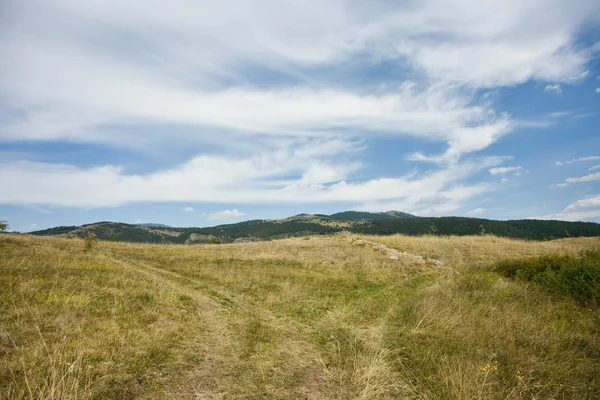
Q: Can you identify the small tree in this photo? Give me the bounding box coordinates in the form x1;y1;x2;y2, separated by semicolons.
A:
564;230;571;238
84;232;97;251
0;221;7;232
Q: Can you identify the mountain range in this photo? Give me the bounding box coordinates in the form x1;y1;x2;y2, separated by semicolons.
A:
28;211;600;244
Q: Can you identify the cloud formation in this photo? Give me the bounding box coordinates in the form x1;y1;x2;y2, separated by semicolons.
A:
553;172;600;187
545;84;562;93
0;144;506;216
555;156;600;166
488;166;522;175
182;207;194;212
2;0;597;156
0;0;599;221
207;209;246;220
466;208;486;216
534;194;600;221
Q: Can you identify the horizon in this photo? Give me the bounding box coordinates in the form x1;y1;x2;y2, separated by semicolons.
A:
19;209;600;234
1;0;600;232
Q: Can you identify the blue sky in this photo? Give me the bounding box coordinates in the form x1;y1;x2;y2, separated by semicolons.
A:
1;0;600;232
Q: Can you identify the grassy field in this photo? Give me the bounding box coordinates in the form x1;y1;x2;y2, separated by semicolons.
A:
1;234;599;399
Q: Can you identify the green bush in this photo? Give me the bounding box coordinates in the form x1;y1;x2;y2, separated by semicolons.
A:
494;249;600;307
84;232;97;251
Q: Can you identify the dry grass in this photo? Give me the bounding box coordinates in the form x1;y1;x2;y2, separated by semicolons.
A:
1;233;599;399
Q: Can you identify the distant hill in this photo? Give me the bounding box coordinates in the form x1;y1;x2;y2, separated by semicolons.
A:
329;210;415;221
29;211;600;243
136;223;172;228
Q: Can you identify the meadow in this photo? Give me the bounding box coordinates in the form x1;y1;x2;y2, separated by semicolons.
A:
1;233;599;399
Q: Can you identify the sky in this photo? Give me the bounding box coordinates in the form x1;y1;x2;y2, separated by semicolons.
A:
1;0;600;232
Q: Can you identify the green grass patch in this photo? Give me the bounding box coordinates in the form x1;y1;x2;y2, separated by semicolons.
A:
494;249;600;307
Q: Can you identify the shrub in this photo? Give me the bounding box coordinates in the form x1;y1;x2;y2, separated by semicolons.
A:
84;232;97;251
0;221;7;232
209;238;221;244
494;249;600;307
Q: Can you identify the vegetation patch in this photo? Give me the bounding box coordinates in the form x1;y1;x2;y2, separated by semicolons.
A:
494;249;600;307
2;234;600;399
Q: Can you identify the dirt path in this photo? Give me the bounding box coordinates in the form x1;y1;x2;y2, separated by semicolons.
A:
100;252;330;399
98;236;421;399
101;253;236;399
348;238;444;265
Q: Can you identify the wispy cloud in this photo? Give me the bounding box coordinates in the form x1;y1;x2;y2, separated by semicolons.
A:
555;156;600;166
207;209;246;220
182;207;194;212
533;194;600;221
1;0;596;157
0;150;507;218
489;166;522;175
466;208;486;216
589;165;600;171
546;110;573;118
1;0;599;221
565;172;600;184
553;172;600;187
544;84;562;93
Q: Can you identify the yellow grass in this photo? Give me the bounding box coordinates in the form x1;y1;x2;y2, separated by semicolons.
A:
1;233;599;399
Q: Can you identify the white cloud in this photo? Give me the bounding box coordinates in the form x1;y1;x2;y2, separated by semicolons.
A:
1;0;598;217
589;165;600;171
466;208;486;216
565;172;600;184
555;156;600;166
547;111;573;118
596;88;600;93
1;0;597;162
182;207;194;212
544;84;562;93
207;209;246;220
488;166;522;175
553;172;600;187
0;143;506;217
533;194;600;221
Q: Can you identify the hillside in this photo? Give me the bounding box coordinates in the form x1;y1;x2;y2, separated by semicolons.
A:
329;210;416;221
29;211;600;244
2;233;599;399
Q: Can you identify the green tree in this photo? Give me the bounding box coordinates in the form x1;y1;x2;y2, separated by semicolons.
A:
564;230;571;238
0;221;7;232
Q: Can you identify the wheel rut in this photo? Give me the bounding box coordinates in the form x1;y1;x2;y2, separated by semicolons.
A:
99;252;328;399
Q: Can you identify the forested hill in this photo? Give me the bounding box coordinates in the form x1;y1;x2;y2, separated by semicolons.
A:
29;211;600;244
